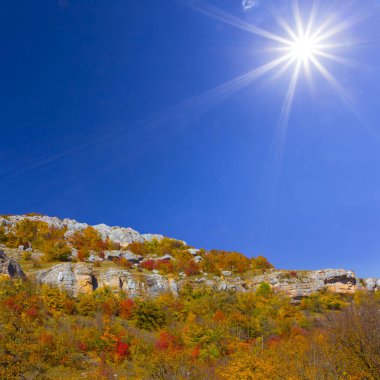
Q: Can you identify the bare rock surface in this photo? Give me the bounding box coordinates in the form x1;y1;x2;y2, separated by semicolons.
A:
34;263;94;295
35;263;179;297
0;250;26;279
0;214;168;247
32;261;379;300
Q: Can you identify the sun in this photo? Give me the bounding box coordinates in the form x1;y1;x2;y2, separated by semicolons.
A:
289;36;318;63
186;0;360;128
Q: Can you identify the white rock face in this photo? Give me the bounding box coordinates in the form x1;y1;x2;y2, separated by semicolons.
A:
35;263;94;295
0;214;151;245
35;264;179;297
188;248;200;256
33;263;378;301
246;269;362;299
93;224;144;245
364;278;380;291
142;234;165;242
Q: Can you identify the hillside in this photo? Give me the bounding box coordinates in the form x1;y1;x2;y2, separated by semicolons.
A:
0;214;380;379
1;214;379;299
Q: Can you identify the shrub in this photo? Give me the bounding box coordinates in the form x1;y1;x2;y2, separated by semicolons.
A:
69;226;106;253
203;250;251;274
22;250;32;261
119;298;135;319
252;255;273;270
116;257;132;269
140;260;157;271
41;241;71;262
184;260;200;276
134;301;166;331
255;282;272;297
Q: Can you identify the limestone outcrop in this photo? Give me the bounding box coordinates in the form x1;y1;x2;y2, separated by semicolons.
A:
34;263;179;297
1;214;379;300
34;263;94;295
32;262;378;300
0;250;26;279
0;214;165;247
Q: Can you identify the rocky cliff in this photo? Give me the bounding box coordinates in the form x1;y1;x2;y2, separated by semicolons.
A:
1;213;379;301
0;214;165;247
31;261;379;300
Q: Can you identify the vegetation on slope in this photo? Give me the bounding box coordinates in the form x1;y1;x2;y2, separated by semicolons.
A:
0;218;273;276
0;275;379;379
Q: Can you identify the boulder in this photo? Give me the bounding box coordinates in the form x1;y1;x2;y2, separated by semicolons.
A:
188;248;200;256
35;263;95;295
87;254;103;263
160;254;173;261
364;278;380;291
0;251;26;279
122;251;143;263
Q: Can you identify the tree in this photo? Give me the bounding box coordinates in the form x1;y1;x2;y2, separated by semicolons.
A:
69;226;105;253
134;301;166;331
41;240;71;262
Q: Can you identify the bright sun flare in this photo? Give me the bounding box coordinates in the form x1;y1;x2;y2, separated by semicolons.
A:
289;36;318;62
187;0;360;137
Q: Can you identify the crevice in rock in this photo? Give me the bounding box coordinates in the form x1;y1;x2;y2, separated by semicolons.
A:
324;276;356;285
91;275;98;290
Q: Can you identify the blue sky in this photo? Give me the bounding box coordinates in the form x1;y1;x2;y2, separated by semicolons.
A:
1;0;380;277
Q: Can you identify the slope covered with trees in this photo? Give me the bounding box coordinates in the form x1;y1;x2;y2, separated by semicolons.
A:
0;215;379;379
0;276;379;379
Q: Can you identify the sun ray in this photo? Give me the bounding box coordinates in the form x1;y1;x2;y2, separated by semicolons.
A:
185;0;293;46
0;53;293;180
313;50;366;70
292;0;304;37
312;15;364;43
3;0;368;181
268;5;298;41
305;0;320;37
277;60;302;137
309;55;353;106
270;60;302;178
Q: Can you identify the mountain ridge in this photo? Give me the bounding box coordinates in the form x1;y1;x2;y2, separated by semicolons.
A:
1;213;379;300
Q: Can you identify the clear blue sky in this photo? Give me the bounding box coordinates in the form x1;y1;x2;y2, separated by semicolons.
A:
1;0;380;277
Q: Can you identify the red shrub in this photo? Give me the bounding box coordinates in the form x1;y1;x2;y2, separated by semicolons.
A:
213;310;225;323
115;340;129;357
155;331;177;351
191;345;201;359
119;298;135;319
184;260;200;276
4;297;23;313
26;307;38;318
267;335;282;347
78;342;87;351
140;259;157;271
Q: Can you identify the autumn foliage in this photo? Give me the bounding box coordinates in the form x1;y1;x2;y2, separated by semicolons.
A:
0;274;378;379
